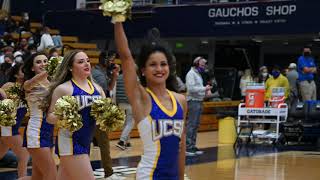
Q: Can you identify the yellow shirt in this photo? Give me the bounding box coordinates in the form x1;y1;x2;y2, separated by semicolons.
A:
265;74;290;100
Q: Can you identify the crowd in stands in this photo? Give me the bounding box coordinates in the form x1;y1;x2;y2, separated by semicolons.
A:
0;12;62;87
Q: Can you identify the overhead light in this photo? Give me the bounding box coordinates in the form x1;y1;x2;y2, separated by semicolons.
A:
283;42;289;45
201;40;209;44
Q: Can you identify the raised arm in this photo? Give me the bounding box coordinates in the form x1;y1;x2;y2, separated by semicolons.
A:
114;22;147;120
23;71;48;91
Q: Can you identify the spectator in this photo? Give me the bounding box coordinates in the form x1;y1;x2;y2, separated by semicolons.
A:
48;47;60;59
239;68;253;99
4;54;14;64
18;38;29;53
37;27;54;52
286;63;299;106
172;55;186;92
297;46;317;101
265;65;290;101
115;72;134;150
257;65;270;83
185;56;212;156
91;51;123;179
0;46;14;64
13;51;23;64
18;12;30;32
52;33;63;48
3;16;16;33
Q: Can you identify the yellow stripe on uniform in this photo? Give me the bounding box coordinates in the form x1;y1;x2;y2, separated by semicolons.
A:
148;116;161;180
146;88;177;117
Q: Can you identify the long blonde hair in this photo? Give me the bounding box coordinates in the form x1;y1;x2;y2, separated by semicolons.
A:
42;50;93;111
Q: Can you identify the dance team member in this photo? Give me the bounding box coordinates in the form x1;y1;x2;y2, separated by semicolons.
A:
114;22;187;180
22;52;56;180
0;63;30;178
46;50;104;180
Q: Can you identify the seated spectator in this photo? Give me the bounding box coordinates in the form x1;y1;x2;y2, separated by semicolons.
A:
0;46;14;64
37;26;54;52
3;54;14;65
13;51;23;64
52;33;63;48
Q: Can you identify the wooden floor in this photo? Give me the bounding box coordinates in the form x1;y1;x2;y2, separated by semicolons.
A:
1;131;320;180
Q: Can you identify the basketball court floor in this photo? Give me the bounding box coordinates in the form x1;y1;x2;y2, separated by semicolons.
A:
1;131;320;180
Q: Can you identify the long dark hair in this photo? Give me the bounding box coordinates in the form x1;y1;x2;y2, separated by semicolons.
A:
22;52;47;80
138;28;177;92
7;62;23;82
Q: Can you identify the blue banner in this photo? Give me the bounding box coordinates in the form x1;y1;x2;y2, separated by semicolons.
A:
44;0;320;39
153;0;317;37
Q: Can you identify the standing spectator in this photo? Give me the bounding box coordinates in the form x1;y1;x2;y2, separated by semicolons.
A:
37;27;54;52
91;52;124;180
185;56;212;156
172;55;186;92
239;69;253;99
257;65;270;83
286;63;299;106
297;46;317;101
18;12;30;32
116;73;134;150
265;65;290;101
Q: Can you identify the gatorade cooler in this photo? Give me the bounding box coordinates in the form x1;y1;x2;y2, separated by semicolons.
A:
269;87;285;108
245;83;265;108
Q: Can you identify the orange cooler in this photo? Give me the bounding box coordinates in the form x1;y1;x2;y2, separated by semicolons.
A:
245;83;265;108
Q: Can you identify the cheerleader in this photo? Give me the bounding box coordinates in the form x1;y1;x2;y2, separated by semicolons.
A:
0;63;30;178
114;22;187;180
22;53;56;180
46;50;105;180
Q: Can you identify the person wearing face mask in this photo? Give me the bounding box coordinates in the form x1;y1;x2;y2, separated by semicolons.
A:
258;66;270;83
185;57;212;156
297;46;317;101
264;65;290;101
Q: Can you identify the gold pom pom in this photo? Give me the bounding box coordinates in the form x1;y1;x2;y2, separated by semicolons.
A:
100;0;132;23
54;96;83;133
91;98;125;132
0;99;17;126
46;57;63;77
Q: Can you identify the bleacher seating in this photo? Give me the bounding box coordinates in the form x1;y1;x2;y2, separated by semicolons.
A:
61;36;79;43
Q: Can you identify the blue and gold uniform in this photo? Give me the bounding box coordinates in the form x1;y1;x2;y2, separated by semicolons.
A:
1;101;27;136
23;84;54;148
56;79;101;156
136;88;184;180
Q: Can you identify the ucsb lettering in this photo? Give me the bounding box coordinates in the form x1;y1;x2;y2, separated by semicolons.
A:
75;95;101;110
152;119;184;141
